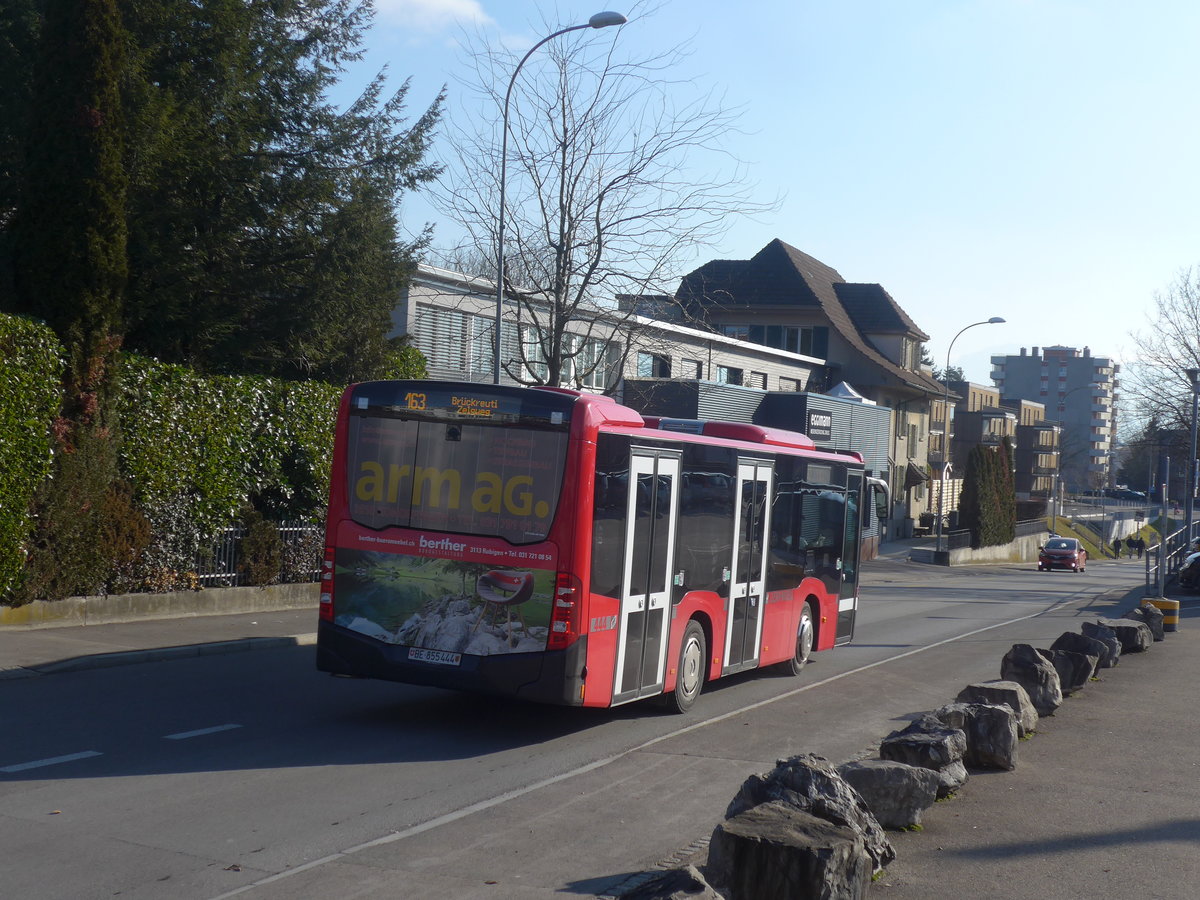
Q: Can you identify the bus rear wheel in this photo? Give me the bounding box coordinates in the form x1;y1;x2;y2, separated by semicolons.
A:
784;601;814;676
668;621;706;713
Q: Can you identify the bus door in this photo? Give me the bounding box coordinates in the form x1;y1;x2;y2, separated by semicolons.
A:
836;473;863;645
613;450;681;703
724;460;773;674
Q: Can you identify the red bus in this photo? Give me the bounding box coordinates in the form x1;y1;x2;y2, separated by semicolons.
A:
317;380;882;711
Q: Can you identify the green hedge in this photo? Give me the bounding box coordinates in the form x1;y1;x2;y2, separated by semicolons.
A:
117;356;341;538
1;311;347;602
0;316;67;598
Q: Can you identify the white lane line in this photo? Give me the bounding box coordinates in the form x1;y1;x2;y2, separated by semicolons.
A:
164;724;242;741
1;751;103;773
210;598;1075;900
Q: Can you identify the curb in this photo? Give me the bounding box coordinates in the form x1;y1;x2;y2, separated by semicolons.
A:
0;632;317;681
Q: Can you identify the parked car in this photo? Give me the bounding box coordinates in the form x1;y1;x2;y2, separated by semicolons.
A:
1038;537;1087;573
1179;551;1200;590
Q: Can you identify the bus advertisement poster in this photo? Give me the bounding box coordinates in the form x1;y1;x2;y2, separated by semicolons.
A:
332;547;555;656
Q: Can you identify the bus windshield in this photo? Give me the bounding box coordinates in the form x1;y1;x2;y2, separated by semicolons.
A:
346;414;569;543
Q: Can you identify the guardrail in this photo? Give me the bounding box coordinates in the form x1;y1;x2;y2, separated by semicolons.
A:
1145;518;1199;597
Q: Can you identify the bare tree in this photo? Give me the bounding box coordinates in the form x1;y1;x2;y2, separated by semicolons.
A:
432;4;772;389
1125;266;1200;434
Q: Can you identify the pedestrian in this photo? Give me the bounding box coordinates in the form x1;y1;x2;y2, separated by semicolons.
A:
1127;538;1135;559
1112;537;1122;559
1135;536;1145;559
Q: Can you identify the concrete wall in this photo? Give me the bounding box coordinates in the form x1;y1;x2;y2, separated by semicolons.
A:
0;583;318;629
909;532;1046;566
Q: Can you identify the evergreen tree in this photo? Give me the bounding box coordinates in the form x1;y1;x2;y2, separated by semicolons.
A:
998;437;1017;542
119;0;442;381
10;0;127;373
958;445;984;548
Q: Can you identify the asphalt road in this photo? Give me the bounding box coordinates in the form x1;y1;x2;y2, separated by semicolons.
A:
0;559;1146;899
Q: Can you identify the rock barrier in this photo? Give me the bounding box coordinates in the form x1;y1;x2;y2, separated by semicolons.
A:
628;596;1173;899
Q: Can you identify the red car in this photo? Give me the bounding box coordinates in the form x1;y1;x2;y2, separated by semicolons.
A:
1039;537;1087;573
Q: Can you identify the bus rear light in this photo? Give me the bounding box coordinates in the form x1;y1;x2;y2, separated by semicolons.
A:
548;572;583;650
319;546;336;622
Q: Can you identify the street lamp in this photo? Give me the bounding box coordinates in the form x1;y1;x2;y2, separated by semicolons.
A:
935;316;1006;554
1185;368;1200;544
492;11;628;385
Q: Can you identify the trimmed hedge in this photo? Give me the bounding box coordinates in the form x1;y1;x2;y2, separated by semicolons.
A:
0;315;67;598
117;355;341;538
1;311;347;603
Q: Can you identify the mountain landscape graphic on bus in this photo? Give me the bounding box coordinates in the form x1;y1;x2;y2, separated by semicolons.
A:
333;548;553;655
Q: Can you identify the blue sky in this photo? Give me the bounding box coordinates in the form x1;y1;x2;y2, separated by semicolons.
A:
342;0;1200;384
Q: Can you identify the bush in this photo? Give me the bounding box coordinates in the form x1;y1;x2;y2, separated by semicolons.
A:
238;506;283;586
1;311;352;601
0;315;66;599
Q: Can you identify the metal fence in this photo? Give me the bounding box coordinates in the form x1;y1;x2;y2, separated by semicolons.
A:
195;520;323;588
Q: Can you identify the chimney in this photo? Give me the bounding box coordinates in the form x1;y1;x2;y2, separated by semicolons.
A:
1083;346;1091;358
1032;346;1039;357
1020;347;1027;356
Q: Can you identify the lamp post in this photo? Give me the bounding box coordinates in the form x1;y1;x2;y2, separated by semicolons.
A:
935;316;1005;554
1185;368;1200;544
492;11;627;385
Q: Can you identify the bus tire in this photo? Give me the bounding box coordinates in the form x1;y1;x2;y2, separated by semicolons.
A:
668;621;706;713
784;601;815;676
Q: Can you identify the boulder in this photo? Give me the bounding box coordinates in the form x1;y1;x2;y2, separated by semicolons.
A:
1126;604;1165;642
836;759;941;829
1098;616;1152;653
879;714;969;797
956;681;1039;737
723;753;895;870
1036;647;1098;695
1081;621;1122;668
709;802;872;900
619;865;724;900
1000;643;1063;715
1050;631;1109;674
933;702;1019;770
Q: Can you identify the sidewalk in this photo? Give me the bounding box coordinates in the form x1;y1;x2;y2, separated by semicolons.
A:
874;584;1200;900
0;607;317;680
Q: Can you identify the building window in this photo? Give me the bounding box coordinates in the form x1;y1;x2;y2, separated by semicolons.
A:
717;366;743;386
718;323;829;358
520;324;548;382
415;303;495;380
636;352;671;378
682;358;703;379
750;371;768;389
564;334;611;390
779;376;804;392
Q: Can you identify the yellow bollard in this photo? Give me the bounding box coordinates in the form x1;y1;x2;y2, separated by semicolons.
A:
1147;598;1180;633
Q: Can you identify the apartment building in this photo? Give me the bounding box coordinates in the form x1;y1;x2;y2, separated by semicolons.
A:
990;346;1119;493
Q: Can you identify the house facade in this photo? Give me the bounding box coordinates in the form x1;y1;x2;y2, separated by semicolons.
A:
395;264;827;394
393;240;952;542
673;239;946;532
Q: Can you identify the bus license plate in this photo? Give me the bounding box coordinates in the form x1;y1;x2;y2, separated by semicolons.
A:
408;647;462;666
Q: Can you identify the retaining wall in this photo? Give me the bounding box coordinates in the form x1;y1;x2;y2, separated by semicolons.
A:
0;583;319;629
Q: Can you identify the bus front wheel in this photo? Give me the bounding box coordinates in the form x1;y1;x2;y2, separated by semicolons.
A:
668;621;706;713
784;601;814;676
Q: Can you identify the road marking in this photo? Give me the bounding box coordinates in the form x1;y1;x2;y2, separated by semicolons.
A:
164;724;242;741
1;751;102;773
209;597;1078;899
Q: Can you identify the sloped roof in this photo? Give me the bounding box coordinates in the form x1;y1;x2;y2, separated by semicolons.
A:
833;283;930;341
676;239;944;397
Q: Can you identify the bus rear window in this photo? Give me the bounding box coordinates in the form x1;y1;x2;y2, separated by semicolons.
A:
345;415;568;543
